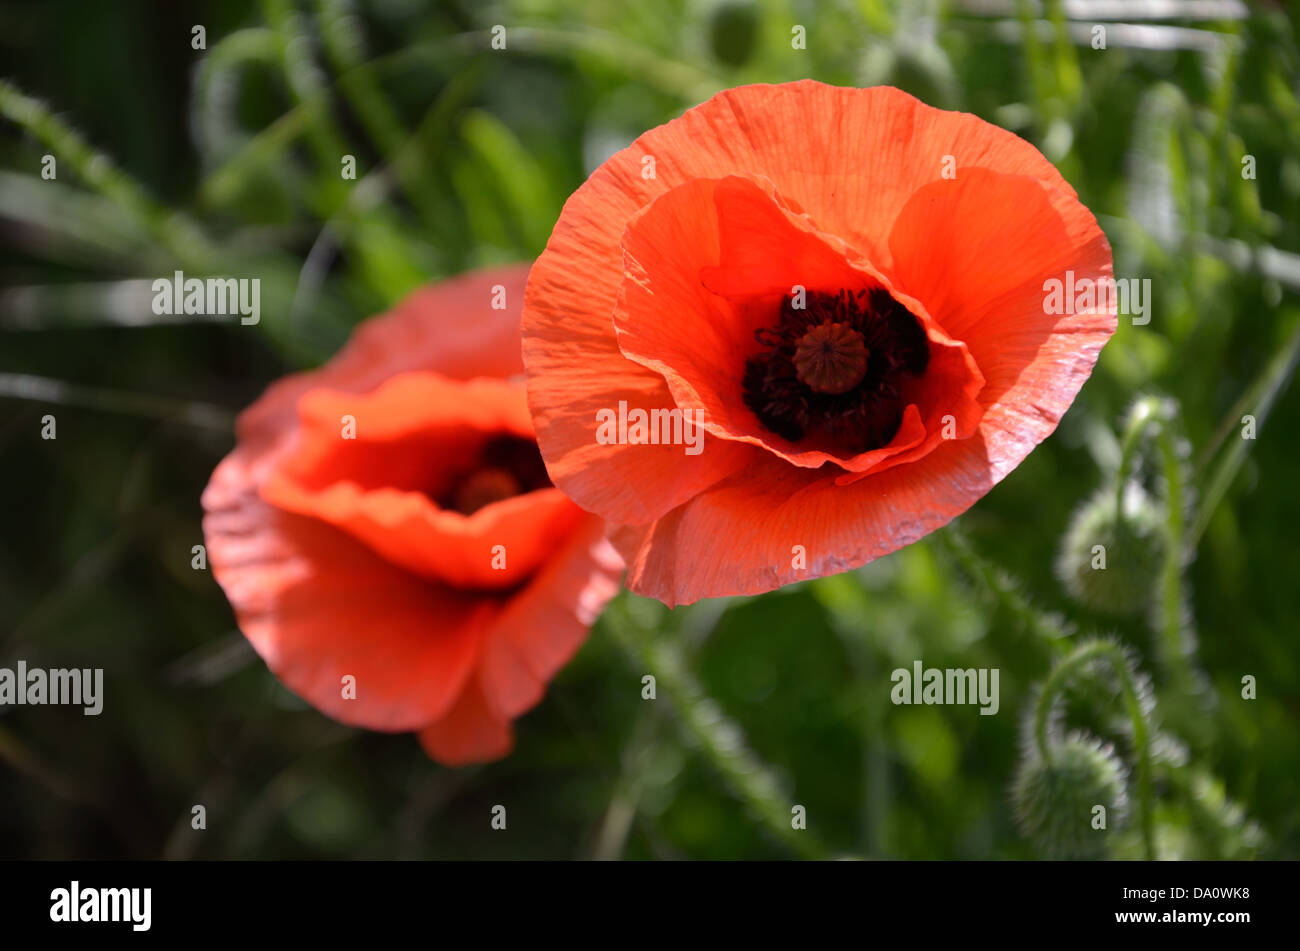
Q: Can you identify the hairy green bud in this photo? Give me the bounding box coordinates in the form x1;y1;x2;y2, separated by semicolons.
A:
1013;733;1129;859
1056;484;1163;615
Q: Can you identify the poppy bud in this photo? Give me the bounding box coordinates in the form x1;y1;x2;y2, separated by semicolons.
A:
1013;733;1129;859
1056;483;1163;616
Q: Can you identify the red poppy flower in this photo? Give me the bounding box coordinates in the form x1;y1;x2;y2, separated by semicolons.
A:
523;81;1115;606
201;266;622;765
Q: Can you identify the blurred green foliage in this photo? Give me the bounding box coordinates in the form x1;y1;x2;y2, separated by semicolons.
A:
1;0;1298;859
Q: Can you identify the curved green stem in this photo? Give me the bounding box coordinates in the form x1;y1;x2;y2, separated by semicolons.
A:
1033;641;1156;860
1113;398;1200;707
260;0;352;174
1114;396;1161;524
938;525;1072;658
314;0;446;230
192;28;279;169
1152;424;1193;697
0;80;216;264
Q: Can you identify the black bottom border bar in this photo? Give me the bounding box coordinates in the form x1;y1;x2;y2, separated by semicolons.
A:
2;859;1281;938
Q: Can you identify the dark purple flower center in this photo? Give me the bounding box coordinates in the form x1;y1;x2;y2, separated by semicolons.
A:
444;435;550;514
742;287;931;453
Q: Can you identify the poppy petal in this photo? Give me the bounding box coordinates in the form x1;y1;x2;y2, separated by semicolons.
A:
479;518;623;718
272;372;532;497
242;264;532;461
614;173;985;474
417;673;514;766
523;271;753;526
202;467;488;731
887;167;1115;465
609;435;996;607
257;371;582;589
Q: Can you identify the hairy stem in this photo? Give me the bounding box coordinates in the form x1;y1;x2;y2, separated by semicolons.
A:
605;596;831;860
1033;641;1156;860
